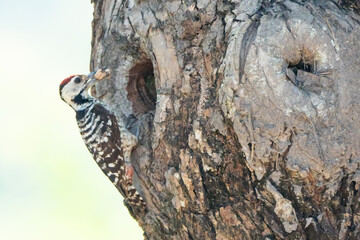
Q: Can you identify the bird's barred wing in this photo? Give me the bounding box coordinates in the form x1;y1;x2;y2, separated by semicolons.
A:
85;104;128;194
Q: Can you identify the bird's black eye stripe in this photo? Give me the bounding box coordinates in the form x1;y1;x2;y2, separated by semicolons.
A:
74;77;81;84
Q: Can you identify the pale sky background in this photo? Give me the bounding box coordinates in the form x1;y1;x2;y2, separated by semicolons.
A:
0;0;143;239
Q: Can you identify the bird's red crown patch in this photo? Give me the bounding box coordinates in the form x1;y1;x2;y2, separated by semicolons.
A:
60;75;78;87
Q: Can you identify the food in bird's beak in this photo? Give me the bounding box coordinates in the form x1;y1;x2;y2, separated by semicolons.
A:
94;68;111;80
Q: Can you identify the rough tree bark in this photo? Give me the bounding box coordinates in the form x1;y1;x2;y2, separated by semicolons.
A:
89;0;360;239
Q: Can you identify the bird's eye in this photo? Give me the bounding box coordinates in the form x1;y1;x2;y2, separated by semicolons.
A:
74;77;81;84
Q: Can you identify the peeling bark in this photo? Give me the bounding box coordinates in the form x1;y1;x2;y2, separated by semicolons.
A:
90;0;360;239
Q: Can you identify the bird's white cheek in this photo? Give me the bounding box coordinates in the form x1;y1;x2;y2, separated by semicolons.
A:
62;88;75;104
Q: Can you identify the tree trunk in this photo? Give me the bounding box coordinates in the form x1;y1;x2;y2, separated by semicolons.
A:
90;0;360;239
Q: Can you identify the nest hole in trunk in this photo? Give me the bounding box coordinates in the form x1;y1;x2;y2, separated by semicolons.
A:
127;60;157;114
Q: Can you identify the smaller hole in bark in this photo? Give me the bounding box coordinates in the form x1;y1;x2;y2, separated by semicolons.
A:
288;59;313;75
286;58;316;87
285;46;319;86
127;60;156;114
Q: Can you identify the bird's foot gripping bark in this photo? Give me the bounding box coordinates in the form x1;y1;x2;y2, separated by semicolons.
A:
122;131;138;177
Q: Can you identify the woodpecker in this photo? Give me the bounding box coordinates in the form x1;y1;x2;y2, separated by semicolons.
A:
59;70;145;208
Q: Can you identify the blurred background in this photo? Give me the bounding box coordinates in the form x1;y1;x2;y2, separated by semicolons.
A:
0;0;143;239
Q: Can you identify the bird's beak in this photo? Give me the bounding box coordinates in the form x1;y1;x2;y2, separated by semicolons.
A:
87;71;96;78
85;71;97;90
